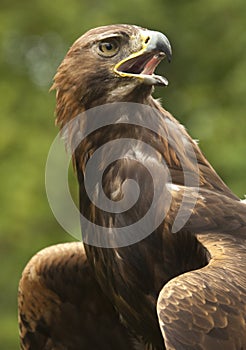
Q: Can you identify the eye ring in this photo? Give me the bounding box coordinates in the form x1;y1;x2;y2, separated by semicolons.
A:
97;39;120;57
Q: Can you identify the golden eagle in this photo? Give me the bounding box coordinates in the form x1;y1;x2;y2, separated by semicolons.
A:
18;24;246;350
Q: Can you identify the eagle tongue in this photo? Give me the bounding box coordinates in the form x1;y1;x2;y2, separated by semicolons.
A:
141;54;163;75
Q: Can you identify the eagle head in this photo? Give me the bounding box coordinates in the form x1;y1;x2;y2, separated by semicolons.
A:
52;24;172;128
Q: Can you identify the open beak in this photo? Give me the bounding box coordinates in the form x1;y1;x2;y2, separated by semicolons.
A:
114;29;172;86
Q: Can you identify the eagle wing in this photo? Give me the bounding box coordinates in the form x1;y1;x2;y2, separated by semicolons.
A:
18;242;137;350
157;187;246;349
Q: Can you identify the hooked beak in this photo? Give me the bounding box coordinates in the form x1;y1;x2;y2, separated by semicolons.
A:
114;29;172;86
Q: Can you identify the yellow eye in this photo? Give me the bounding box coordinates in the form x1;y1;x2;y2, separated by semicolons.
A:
98;39;119;57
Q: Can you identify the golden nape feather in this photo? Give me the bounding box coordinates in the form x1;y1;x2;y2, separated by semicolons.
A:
19;24;246;350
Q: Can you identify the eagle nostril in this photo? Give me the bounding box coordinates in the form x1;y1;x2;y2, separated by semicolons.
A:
144;36;150;44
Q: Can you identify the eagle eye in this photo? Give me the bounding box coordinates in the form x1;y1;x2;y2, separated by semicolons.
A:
97;39;120;57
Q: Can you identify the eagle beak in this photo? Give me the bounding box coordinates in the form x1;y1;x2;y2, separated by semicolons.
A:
114;30;172;86
144;31;172;62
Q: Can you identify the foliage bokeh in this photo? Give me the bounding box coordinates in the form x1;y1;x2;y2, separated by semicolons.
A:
1;1;245;348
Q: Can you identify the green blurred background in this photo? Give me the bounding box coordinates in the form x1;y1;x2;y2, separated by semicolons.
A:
1;0;245;348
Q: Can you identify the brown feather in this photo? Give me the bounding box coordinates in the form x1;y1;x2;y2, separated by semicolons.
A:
18;242;138;349
19;24;246;350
